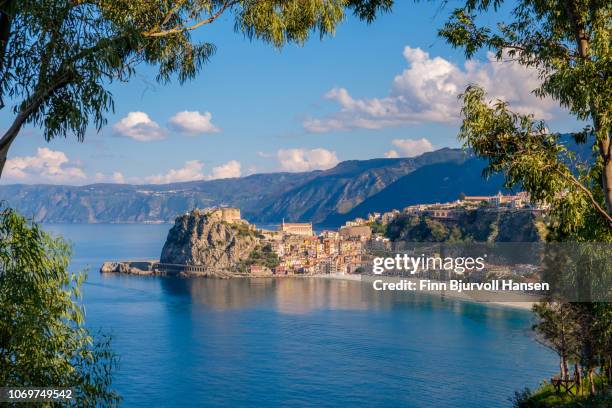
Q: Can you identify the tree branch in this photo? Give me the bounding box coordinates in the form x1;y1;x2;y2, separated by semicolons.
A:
552;167;612;226
0;0;16;109
0;71;73;151
144;0;239;38
161;0;188;28
563;0;589;59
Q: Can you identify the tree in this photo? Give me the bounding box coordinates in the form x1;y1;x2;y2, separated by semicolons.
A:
0;206;120;406
438;0;611;238
0;0;392;178
436;0;612;398
0;2;394;402
533;302;579;383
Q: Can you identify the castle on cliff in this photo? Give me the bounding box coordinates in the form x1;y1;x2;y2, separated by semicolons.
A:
190;207;243;223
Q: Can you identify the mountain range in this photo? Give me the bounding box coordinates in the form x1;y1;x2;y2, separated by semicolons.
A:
0;148;510;227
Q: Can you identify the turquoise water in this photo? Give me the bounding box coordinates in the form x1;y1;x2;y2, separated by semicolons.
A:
44;224;556;408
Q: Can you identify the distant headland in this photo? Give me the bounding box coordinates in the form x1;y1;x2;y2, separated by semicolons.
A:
2;149;514;226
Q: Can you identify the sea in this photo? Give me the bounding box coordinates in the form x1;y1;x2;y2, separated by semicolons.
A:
43;223;556;408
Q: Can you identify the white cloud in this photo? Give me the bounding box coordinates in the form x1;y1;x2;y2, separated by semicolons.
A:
3;148;87;184
145;160;205;184
384;150;399;158
277;148;339;172
390;138;434;157
95;171;126;184
304;46;556;133
113;111;166;141
208;160;241;180
169;111;220;135
142;159;241;184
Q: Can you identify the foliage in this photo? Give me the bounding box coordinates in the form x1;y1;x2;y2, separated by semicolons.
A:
385;209;541;242
0;0;393;175
231;221;256;238
346;0;393;22
511;384;612;408
458;87;611;240
238;242;280;272
0;206;120;406
437;0;612;400
368;220;387;235
533;302;579;380
438;0;612;238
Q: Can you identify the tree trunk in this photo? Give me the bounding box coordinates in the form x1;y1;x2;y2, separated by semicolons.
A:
574;363;581;394
0;112;25;179
603;157;612;216
0;0;15;109
588;368;595;395
0;142;8;178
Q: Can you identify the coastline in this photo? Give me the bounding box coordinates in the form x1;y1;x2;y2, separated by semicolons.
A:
313;273;537;311
100;262;536;311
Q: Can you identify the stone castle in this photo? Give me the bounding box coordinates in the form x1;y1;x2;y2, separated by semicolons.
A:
191;207;243;223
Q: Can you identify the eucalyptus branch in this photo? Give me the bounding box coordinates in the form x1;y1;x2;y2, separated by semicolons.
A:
551;166;612;226
160;0;188;27
0;70;73;151
144;0;239;38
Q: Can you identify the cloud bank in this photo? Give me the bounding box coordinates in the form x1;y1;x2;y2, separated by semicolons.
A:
277;148;339;172
208;160;241;180
169;111;220;135
113;111;166;141
113;110;221;141
304;46;556;133
144;159;241;184
4;148;87;184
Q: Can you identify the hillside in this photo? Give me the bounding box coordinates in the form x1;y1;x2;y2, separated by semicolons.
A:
257;148;468;224
0;172;316;223
0;148;470;224
323;158;509;226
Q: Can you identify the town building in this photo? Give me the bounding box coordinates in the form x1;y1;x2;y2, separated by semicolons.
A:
339;225;372;240
462;191;530;208
279;220;313;236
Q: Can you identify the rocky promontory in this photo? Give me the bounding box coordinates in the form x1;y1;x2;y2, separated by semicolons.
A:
159;208;264;276
100;208;279;278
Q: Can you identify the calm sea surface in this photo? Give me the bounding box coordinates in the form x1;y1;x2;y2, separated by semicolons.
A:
44;224;555;408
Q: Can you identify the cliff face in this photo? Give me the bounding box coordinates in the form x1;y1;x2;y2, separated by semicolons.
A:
160;210;260;273
386;208;545;243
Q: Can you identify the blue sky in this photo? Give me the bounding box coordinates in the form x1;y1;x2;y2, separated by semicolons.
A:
2;2;579;185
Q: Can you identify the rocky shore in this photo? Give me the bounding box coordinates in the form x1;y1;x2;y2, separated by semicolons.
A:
100;261;159;275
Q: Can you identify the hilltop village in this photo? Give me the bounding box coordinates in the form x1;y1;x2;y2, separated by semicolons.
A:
101;192;546;277
102;191;545;278
256;191;545;275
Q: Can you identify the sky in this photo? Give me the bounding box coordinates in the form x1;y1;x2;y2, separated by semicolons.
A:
2;2;580;186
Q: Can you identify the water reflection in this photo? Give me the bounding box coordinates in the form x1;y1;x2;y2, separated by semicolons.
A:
159;276;531;323
42;224;553;408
